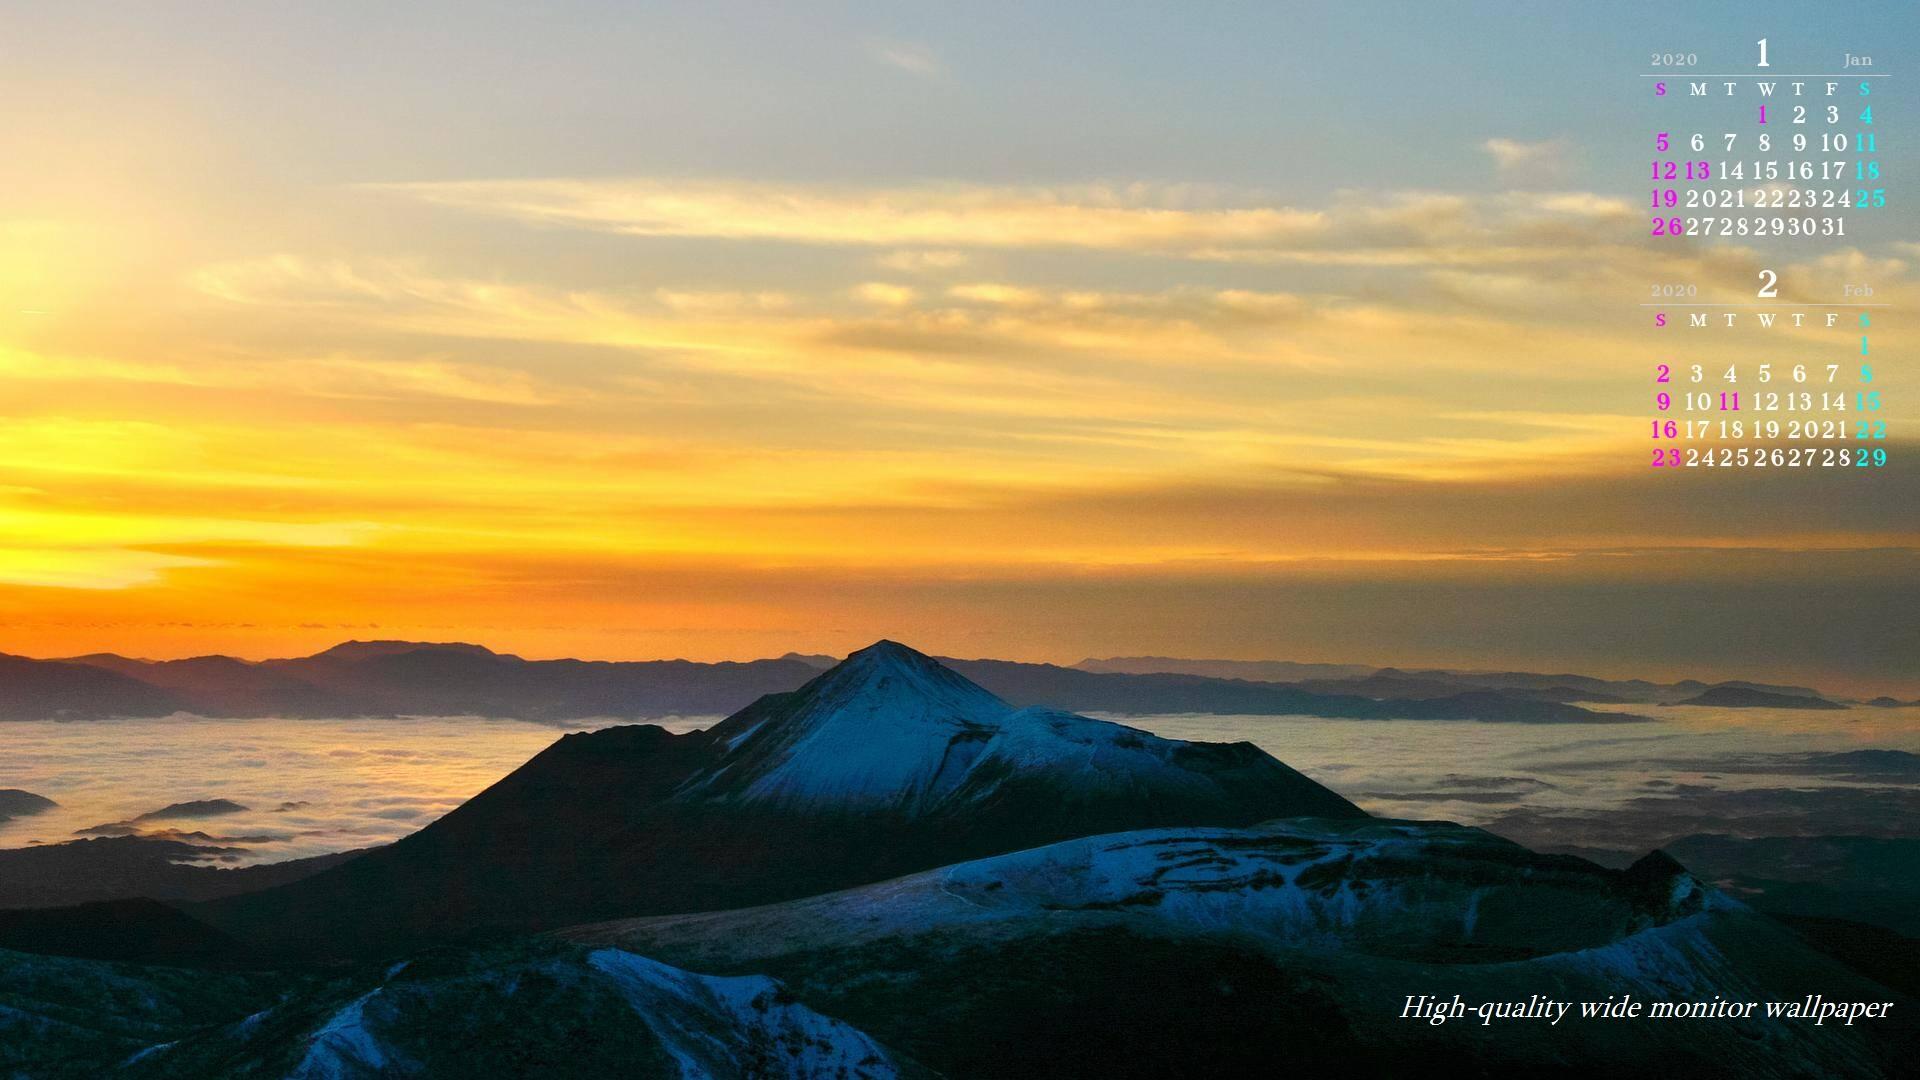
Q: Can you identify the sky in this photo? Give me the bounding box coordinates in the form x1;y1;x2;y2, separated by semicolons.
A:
1;2;1916;693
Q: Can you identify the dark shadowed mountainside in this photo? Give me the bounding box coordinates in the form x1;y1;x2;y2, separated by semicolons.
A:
0;898;249;967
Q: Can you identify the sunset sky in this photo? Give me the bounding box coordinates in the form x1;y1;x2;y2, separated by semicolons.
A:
2;2;1915;693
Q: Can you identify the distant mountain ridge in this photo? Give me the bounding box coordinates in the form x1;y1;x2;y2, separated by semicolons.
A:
0;638;1865;723
945;658;1651;723
1080;655;1842;706
1076;656;1377;681
6;641;823;722
1678;685;1848;710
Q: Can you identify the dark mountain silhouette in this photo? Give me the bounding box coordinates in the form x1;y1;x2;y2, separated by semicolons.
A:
0;653;187;719
944;658;1646;722
778;651;839;669
134;799;250;821
0;898;248;967
307;640;500;662
0;836;360;910
38;642;827;721
64;652;357;717
1078;656;1852;707
189;642;1361;962
0;639;1717;723
1075;655;1376;680
261;641;833;720
1679;686;1847;710
0;789;56;823
1294;674;1631;704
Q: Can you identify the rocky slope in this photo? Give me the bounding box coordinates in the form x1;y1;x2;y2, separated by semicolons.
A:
568;818;1915;1079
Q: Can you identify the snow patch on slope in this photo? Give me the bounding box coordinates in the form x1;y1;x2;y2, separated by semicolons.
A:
576;818;1702;971
587;949;900;1079
289;990;392;1080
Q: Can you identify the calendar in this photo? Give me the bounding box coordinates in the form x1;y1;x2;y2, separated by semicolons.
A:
1645;42;1894;470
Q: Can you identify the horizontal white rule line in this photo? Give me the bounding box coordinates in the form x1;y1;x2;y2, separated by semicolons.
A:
1638;74;1892;78
1636;303;1889;308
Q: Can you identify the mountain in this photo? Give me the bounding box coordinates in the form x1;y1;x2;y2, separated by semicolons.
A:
0;940;918;1080
0;836;360;910
191;641;1362;962
0;789;56;823
572;818;1719;969
127;941;920;1080
0;653;185;720
2;640;1910;1075
1657;834;1920;937
38;642;828;721
0;898;248;968
9;641;1665;723
134;799;249;821
1293;673;1631;704
1366;670;1835;706
1076;655;1377;680
945;657;1646;722
0;945;291;1077
63;653;357;717
568;817;1914;1079
304;640;500;663
1074;657;1855;708
263;642;827;720
10;638;1887;723
1678;686;1847;710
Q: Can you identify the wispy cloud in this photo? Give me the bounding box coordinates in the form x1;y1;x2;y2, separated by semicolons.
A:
1481;136;1573;182
863;37;943;78
851;282;917;307
363;178;1679;269
877;249;969;273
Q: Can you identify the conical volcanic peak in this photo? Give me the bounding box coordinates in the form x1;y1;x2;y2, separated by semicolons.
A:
690;640;1362;822
695;641;1009;811
813;640;1007;714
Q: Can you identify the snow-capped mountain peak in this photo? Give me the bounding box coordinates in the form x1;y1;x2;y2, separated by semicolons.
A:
688;641;1361;821
691;641;1009;811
